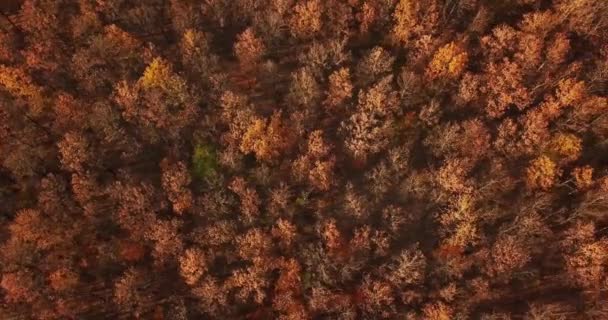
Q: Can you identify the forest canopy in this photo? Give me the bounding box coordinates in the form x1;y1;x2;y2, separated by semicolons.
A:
1;0;608;319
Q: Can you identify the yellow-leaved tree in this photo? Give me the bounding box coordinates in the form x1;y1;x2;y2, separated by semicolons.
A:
0;66;45;114
426;42;469;80
526;155;561;190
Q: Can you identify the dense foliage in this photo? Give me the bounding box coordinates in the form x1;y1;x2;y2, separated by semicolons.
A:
1;0;608;319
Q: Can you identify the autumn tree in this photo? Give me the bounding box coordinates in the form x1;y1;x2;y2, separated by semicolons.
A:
229;177;261;220
356;47;395;86
272;218;298;249
8;208;67;251
357;1;377;35
19;0;69;79
484;59;531;118
422;302;454;320
240;111;294;163
289;0;322;40
293;130;336;191
113;268;154;317
219;90;256;150
145;218;184;265
437;158;474;194
524;302;571;320
548;133;582;164
48;267;79;293
392;0;440;46
288;67;321;113
226;259;270;305
0;102;55;180
426;42;469;80
160;159;193;215
385;245;426;288
179;29;218;82
112;181;163;240
526;155;561;191
547;32;570;65
561;222;608;293
273;258;307;318
556;0;608;38
0;32;19;64
69;0;103;41
366;145;411;200
298;38;350;75
324;67;353;112
71;24;143;93
250;0;291;44
1;270;38;304
342;76;399;162
179;248;207;286
485;235;531;279
234;28;266;69
0;65;46;115
169;0;203;34
572;166;593;191
116;57;198;140
192;276;229;317
438;194;480;250
57;131;92;173
358;276;395;317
